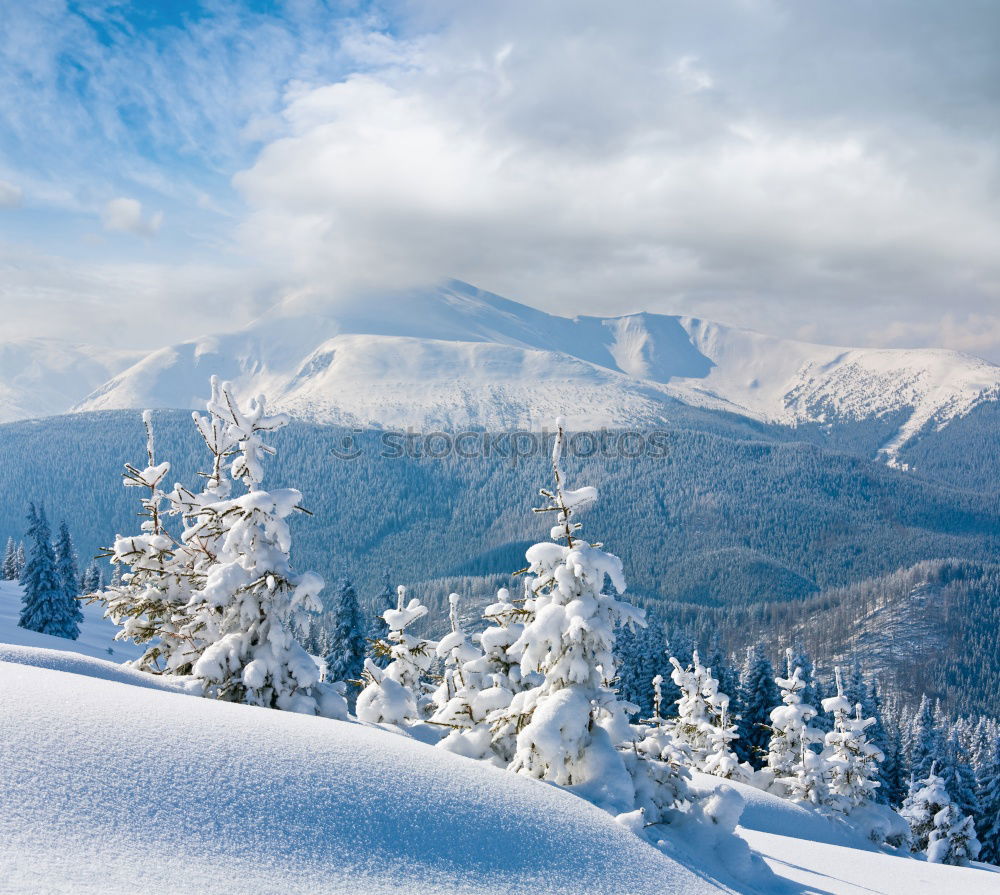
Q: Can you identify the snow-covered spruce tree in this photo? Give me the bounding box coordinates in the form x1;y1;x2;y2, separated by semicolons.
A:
464;587;532;763
737;644;780;769
767;650;825;804
54;522;84;629
92;410;199;673
2;537;17;580
356;586;436;725
19;505;80;639
946;727;981;818
821;666;884;813
905;695;942;782
502;421;644;792
370;570;397;643
901;767;981;865
627;674;692;826
431;593;504;760
700;666;748;781
667;651;715;763
80;560;103;594
176;382;336;714
324;576;367;703
667;649;744;778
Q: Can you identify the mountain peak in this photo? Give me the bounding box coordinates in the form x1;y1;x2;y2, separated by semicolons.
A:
1;280;997;463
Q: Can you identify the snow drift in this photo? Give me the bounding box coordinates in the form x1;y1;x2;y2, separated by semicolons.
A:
0;659;727;895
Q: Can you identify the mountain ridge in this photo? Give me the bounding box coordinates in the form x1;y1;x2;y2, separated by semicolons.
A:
3;280;998;462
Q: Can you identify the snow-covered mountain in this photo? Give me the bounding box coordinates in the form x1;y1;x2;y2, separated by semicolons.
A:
16;280;1000;459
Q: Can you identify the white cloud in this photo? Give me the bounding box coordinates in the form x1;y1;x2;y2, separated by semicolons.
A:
1;1;999;359
102;197;163;236
0;179;22;207
230;7;1000;354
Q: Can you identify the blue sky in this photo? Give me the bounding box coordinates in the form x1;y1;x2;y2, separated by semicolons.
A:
1;1;999;357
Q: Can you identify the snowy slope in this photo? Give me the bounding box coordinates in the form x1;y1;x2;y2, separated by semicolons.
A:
0;658;729;895
0;579;141;663
11;279;997;455
0;338;141;424
2;648;997;894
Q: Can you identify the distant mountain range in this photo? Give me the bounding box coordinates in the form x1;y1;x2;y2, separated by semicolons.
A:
2;280;999;465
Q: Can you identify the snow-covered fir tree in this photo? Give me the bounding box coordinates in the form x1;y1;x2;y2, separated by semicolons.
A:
464;587;531;763
324;576;367;704
939;726;981;826
94;410;196;672
617;606;670;719
667;649;745;778
356;586;436;724
821;666;884;813
96;380;343;717
501;421;644;790
788;645;826;733
2;536;18;580
178;383;334;713
430;593;500;761
15;541;26;579
905;695;941;782
737;644;780;768
702;700;746;781
80;560;103;594
54;522;84;629
667;651;716;763
627;674;692;826
901;767;981;865
767;650;825;804
19;505;80;640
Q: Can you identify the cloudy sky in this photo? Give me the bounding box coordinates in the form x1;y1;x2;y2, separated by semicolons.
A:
1;0;998;358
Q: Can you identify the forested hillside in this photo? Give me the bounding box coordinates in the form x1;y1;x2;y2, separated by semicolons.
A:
1;411;998;612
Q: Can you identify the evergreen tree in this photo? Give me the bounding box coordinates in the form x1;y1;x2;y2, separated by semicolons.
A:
821;666;884;813
357;585;436;724
2;537;17;580
617;607;670;719
19;505;79;639
901;768;981;865
431;593;496;760
324;576;367;704
628;673;692;824
370;570;397;643
80;561;103;594
19;505;38;586
501;421;643;789
767;650;825;804
906;695;941;782
179;383;333;713
974;727;1000;865
54;522;84;628
938;727;981;824
737;644;780;768
15;542;26;579
464;587;529;763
